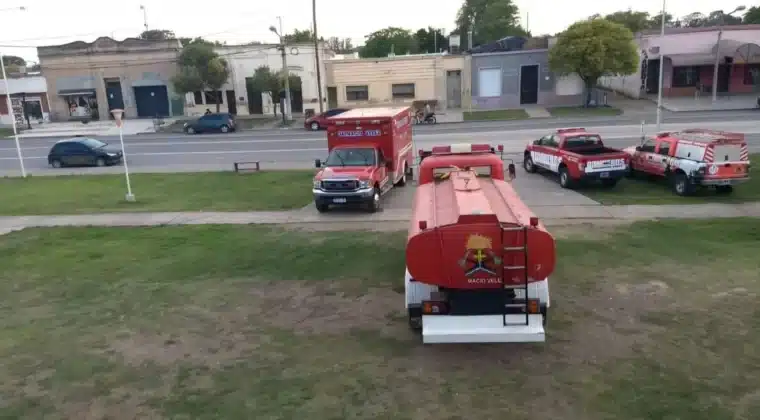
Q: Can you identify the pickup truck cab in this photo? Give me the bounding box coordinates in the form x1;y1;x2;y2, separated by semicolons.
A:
313;107;414;213
624;129;751;196
524;127;629;189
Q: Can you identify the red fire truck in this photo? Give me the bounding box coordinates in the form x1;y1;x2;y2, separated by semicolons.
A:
405;143;556;344
313;107;414;212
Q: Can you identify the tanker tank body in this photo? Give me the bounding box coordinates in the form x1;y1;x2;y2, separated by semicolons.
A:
404;143;556;344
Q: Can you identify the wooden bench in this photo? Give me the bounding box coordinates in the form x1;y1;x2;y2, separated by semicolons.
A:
233;161;261;172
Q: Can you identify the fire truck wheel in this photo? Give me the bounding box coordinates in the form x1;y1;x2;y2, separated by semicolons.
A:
408;307;422;332
672;172;694;196
523;155;537;173
367;188;382;213
716;185;734;194
558;167;573;189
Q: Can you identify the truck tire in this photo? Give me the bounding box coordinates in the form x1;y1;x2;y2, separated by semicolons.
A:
315;202;329;213
408;309;422;332
558;166;574;189
523;154;538;173
716;185;734;194
367;187;382;213
395;164;408;187
601;178;618;188
671;172;694;196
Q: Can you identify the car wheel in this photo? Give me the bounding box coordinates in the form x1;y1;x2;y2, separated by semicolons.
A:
310;122;320;131
524;155;537;173
51;159;62;168
186;127;196;134
96;158;106;167
558;166;573;189
367;188;382;213
220;124;229;133
315;202;329;213
672;172;693;196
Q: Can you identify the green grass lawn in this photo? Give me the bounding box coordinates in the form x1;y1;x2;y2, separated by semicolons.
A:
0;127;15;137
0;171;315;215
463;109;530;121
547;105;623;117
581;153;759;205
1;220;758;419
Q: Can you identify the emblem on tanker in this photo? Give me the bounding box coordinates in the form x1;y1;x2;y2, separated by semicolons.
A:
459;234;502;277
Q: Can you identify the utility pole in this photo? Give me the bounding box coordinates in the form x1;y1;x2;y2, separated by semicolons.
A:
0;6;27;178
656;0;666;131
711;6;746;102
270;17;293;121
312;0;324;113
140;5;148;31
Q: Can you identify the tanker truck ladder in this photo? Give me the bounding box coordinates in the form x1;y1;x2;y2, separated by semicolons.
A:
501;224;530;327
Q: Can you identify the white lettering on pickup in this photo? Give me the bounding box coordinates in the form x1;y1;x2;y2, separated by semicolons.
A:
530;151;561;173
585;158;627;173
467;277;501;284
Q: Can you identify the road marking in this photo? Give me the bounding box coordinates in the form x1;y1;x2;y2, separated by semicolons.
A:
0;147;328;160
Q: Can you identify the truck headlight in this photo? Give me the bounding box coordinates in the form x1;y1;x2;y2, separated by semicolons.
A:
358;180;370;189
313;180;322;189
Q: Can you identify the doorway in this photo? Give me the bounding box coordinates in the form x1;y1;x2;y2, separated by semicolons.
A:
519;65;539;105
105;79;124;118
327;87;338;109
717;64;730;93
225;90;237;115
446;70;462;108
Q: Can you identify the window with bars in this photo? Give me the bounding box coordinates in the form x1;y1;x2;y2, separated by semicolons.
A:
391;83;415;99
345;85;369;101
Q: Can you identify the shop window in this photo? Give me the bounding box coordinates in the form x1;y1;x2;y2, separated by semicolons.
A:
672;66;699;87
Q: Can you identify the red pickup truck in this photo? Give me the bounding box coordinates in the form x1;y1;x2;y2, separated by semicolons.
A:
312;107;414;212
523;128;630;189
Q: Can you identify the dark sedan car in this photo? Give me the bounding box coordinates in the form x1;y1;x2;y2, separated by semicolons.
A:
304;108;350;131
48;137;123;168
184;113;236;134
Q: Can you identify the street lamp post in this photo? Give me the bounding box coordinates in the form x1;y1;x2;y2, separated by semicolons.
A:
270;19;293;122
140;5;148;31
110;109;135;202
656;0;666;132
711;6;746;102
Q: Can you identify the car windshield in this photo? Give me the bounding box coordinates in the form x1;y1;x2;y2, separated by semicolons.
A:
324;148;376;166
79;138;107;149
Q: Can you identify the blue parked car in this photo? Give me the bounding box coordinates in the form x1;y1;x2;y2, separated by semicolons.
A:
184;113;237;134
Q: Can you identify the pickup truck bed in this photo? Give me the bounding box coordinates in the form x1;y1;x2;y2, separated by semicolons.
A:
565;146;622;156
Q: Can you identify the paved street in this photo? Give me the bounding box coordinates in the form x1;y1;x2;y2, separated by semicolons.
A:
1;111;758;175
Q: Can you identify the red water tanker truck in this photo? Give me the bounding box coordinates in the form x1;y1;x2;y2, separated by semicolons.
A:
405;143;556;344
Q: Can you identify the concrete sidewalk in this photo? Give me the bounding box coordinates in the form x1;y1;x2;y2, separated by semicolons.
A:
1;202;759;235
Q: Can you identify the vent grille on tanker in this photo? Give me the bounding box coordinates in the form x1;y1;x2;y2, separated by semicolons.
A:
322;180;359;191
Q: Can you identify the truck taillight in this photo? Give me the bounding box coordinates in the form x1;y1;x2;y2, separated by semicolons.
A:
422;300;448;315
526;299;540;314
578;161;586;170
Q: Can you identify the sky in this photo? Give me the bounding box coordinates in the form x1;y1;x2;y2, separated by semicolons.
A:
0;0;749;64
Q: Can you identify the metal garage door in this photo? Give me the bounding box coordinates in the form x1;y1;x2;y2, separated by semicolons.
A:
134;85;170;118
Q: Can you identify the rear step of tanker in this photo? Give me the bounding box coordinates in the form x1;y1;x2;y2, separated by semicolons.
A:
421;225;546;344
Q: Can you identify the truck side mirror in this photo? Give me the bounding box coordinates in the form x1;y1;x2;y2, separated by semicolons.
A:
315;159;321;168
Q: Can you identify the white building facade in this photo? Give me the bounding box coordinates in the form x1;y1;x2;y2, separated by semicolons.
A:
183;42;333;116
0;76;50;126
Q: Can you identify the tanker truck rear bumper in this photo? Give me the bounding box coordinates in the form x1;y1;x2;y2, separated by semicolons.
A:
422;314;545;343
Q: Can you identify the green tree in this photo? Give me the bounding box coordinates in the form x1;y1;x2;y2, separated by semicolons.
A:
414;27;449;53
247;66;301;115
172;43;230;113
139;29;176;41
549;18;638;107
360;27;417;58
325;37;355;53
593;9;653;33
744;6;760;24
647;12;679;29
178;37;225;47
283;29;317;43
455;0;528;48
2;55;25;66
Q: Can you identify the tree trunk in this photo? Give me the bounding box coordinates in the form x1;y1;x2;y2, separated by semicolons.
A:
216;91;221;113
583;79;595;107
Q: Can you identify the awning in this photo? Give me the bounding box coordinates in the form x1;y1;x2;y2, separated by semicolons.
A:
58;89;96;96
666;54;716;67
